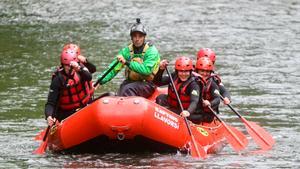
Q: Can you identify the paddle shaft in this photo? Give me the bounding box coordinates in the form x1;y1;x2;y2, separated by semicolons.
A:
42;118;58;140
33;119;58;154
93;61;119;87
42;126;51;141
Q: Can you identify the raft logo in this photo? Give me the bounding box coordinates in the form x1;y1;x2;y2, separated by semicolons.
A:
196;127;209;136
154;107;179;129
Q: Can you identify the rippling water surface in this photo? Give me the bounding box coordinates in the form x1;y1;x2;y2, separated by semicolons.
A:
0;0;299;168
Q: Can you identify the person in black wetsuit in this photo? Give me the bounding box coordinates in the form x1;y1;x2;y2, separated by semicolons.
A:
197;48;231;105
194;57;220;123
154;56;201;118
44;46;95;126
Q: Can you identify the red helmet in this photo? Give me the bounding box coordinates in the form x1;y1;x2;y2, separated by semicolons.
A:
197;48;216;63
195;57;214;71
175;56;194;71
61;49;78;65
63;43;81;55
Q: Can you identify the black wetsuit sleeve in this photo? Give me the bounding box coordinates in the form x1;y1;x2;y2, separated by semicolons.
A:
219;84;231;100
153;69;165;85
44;77;61;119
186;81;201;114
210;82;220;110
153;69;175;86
83;60;96;74
78;66;92;82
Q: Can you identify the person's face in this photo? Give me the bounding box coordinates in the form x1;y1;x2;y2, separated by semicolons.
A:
177;70;191;81
197;69;211;79
131;32;146;47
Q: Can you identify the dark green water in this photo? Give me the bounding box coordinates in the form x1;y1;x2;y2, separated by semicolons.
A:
0;0;299;168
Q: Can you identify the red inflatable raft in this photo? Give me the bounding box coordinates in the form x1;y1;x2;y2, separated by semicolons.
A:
36;87;244;155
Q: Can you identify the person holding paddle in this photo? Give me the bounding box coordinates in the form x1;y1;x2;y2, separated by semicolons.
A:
194;57;220;123
95;18;161;98
197;48;231;105
44;47;93;126
154;56;201;118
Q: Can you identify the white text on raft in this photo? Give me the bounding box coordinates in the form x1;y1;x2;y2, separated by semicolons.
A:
154;107;179;129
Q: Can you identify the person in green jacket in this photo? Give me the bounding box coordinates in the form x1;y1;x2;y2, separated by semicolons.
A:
96;18;161;98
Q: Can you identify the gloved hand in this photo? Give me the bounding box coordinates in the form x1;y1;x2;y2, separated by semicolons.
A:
223;97;231;105
202;100;211;107
180;110;190;117
93;82;101;90
70;61;81;72
117;55;126;65
77;55;87;63
159;59;169;70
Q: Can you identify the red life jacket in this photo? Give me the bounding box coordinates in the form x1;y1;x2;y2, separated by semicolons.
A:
55;69;91;111
167;75;194;110
201;74;219;112
53;65;95;97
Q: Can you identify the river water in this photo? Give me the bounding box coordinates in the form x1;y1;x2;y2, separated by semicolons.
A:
0;0;299;168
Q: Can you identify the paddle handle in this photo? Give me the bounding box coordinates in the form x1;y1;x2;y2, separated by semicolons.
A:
93;61;119;87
